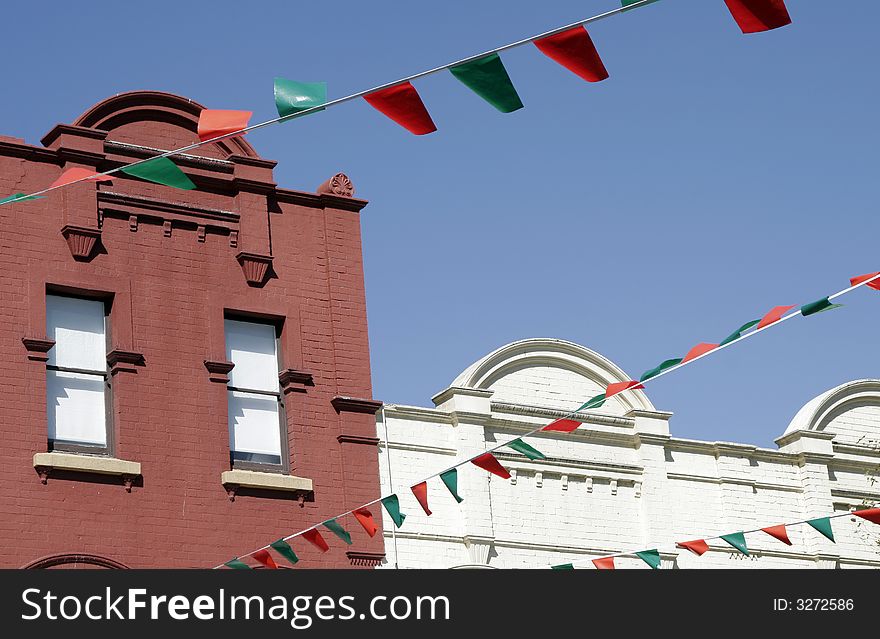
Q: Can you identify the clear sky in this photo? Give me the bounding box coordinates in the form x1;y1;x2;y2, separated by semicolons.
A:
2;1;878;447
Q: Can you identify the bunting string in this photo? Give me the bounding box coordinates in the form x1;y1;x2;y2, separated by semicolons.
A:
214;270;880;568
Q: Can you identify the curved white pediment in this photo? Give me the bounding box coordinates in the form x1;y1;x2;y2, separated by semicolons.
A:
783;379;880;444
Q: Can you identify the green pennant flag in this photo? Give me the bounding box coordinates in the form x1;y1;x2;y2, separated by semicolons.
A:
551;563;575;570
640;358;683;382
269;539;299;566
121;157;196;190
507;438;546;460
440;469;464;503
800;297;843;317
719;320;760;347
807;517;835;542
720;532;749;556
274;78;327;119
381;494;406;528
323;518;353;545
576;393;606;412
224;557;251;569
0;192;46;206
635;549;661;569
449;53;523;113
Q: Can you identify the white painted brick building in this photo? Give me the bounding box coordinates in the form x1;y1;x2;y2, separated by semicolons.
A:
376;338;880;569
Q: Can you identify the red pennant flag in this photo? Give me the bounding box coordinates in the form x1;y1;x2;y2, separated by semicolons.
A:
533;27;609;83
411;481;432;516
756;305;795;330
724;0;792;34
353;507;379;537
542;418;581;433
197;109;252;142
676;540;710;556
605;380;644;398
854;508;880;525
50;167;112;188
761;524;792;545
471;453;510;479
252;549;278;569
681;343;719;364
850;272;880;291
363;82;437;135
302;528;329;552
592;557;615;570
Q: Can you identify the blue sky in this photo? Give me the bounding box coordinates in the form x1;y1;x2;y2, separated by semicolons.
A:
3;1;878;447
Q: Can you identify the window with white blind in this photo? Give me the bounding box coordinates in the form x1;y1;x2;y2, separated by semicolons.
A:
225;318;285;468
46;294;111;451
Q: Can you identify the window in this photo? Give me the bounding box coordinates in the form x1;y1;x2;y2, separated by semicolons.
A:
46;294;111;452
225;318;286;469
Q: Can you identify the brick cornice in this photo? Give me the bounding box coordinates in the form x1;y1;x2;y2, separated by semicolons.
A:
337;434;381;446
331;396;383;415
346;551;385;567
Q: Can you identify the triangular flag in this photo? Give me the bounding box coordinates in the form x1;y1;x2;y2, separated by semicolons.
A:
224;557;251;569
592;557;615;570
542;418;581;433
507;439;546;460
681;343;719;364
676;540;710;556
251;549;277;569
850;272;880;291
551;563;575;570
800;297;842;317
50;167;112;188
0;192;46;206
381;494;406;528
363;82;437;135
411;481;432;516
719;319;760;346
640;358;682;382
806;517;835;542
274;78;327;118
353;507;379;537
761;524;792;545
269;539;299;566
197;109;252;141
720;532;749;555
635;549;661;569
534;26;608;83
449;53;523;113
323;519;353;545
853;508;880;525
471;452;510;479
724;0;792;34
302;528;330;552
756;305;795;330
605;380;644;398
121;157;196;190
576;393;606;411
440;469;464;503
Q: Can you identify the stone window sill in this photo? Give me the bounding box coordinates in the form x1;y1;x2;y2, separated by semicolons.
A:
33;452;142;491
221;469;313;503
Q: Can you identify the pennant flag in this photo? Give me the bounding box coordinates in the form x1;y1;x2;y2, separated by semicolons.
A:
854;508;880;525
592;557;615;570
682;343;719;364
197;109;252;141
411;481;432;516
0;193;46;206
720;532;749;556
224;557;251;569
850;272;880;291
251;549;277;569
269;539;299;566
605;380;644;398
576;393;606;411
723;0;792;34
50;167;112;188
542;418;581;433
635;549;661;569
761;524;792;545
323;519;352;545
551;563;575;570
381;494;406;528
534;27;608;83
121;157;196;190
302;528;330;552
274;78;327;119
353;507;379;537
363;82;437;135
507;438;546;460
676;540;710;556
800;297;842;317
471;452;511;479
719;319;760;346
449;53;523;113
440;469;464;503
806;517;835;542
756;305;795;330
640;358;682;382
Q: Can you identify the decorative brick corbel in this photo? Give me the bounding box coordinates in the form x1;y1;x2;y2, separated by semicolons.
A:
60;225;102;261
204;360;235;383
235;252;273;287
106;349;145;375
331;396;383;415
22;337;55;362
346;551;385;568
279;368;314;395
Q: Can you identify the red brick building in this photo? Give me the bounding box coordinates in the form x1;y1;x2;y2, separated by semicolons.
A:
0;91;384;569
